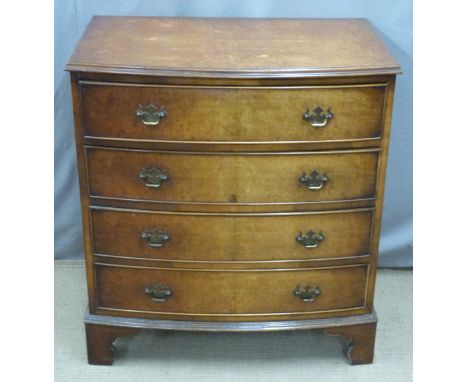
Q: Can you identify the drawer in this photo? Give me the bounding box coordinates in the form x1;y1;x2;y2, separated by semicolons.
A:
94;263;369;320
86;148;379;204
80;82;387;144
91;208;373;262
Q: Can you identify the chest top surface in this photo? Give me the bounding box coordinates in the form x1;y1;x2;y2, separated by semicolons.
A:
66;16;400;78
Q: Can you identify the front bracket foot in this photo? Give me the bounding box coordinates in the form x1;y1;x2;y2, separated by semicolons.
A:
324;322;377;365
85;323;141;365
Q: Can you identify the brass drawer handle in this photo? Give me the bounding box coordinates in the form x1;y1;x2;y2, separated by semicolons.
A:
303;106;333;128
139;167;169;188
144;283;172;303
141;229;170;248
299;170;328;190
136;103;167;126
296;230;325;248
293;285;321;302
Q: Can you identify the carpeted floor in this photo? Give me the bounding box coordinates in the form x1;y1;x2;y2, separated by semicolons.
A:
55;260;412;381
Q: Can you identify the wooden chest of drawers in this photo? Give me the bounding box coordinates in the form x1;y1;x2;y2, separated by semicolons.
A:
67;16;400;365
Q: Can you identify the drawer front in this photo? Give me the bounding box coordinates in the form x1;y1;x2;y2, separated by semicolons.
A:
81;83;386;143
86;148;379;204
91;209;373;262
95;264;368;318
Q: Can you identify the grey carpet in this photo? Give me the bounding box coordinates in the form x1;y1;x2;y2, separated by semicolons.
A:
55;260;412;381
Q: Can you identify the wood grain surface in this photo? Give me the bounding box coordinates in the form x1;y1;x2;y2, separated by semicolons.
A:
94;263;369;320
81;82;386;143
91;208;374;262
86;147;380;204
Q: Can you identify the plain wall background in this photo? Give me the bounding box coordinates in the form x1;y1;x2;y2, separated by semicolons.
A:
54;0;412;267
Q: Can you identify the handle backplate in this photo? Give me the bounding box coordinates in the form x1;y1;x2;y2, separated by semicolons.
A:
136;104;167;126
139;167;169;188
144;283;172;302
141;229;170;248
303;106;333;128
293;285;321;302
296;230;325;248
299;170;328;190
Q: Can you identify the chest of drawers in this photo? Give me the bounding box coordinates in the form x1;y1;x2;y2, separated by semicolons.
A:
66;16;400;365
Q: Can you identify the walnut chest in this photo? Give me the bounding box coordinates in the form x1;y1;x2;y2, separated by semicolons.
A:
66;16;400;365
